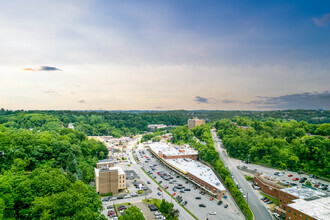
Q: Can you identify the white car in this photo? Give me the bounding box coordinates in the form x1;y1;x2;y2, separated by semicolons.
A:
123;194;131;199
209;211;217;215
273;213;280;219
154;212;161;216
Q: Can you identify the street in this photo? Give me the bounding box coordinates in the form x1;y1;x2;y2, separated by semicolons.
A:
211;129;273;220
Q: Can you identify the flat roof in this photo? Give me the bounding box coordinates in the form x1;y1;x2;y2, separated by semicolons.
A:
166;158;226;191
288;197;330;220
95;166;125;177
280;186;326;199
149;142;198;156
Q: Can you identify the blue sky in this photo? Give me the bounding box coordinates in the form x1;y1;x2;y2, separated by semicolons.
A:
0;0;329;110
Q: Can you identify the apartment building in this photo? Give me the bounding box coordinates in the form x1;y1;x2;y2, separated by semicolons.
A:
95;160;126;195
188;117;205;130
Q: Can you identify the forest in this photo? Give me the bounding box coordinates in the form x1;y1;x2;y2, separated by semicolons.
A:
0;108;329;137
215;118;330;178
0;125;108;219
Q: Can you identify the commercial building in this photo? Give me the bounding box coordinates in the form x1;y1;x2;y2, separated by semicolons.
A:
148;143;226;199
286;197;330;220
95;160;126;195
275;187;326;220
188;117;205;130
149;142;198;160
254;173;286;198
148;124;167;131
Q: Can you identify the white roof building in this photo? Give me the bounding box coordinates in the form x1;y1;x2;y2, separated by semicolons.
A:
288;197;330;220
166;158;226;191
148;142;198;157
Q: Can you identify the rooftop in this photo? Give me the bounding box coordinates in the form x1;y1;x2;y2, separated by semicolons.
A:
166;158;226;191
149;142;198;156
287;197;330;220
280;186;326;200
95;165;125;177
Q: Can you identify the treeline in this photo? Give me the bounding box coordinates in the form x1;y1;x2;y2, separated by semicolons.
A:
171;125;253;220
215;118;330;178
0;109;329;137
0;125;108;219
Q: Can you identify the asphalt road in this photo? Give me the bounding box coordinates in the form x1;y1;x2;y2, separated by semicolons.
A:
211;129;273;220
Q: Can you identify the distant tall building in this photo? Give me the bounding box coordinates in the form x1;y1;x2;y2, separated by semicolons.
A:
95;160;126;195
188;117;205;130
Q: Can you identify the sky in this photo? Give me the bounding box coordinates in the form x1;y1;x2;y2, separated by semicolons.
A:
0;0;329;110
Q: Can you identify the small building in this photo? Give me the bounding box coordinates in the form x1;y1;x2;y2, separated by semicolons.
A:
254;173;286;198
148;124;167;131
94;160;126;195
188;117;205;130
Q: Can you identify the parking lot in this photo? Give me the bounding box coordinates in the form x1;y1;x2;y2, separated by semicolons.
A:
235;159;330;195
135;144;244;220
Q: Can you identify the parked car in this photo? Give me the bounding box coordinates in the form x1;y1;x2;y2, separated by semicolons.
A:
180;190;185;193
260;197;267;200
157;192;161;196
147;181;151;184
217;201;223;205
288;174;293;177
209;211;216;215
267;201;274;204
199;204;206;207
195;196;201;200
117;195;124;199
172;193;176;196
154;212;161;216
264;199;270;203
182;201;187;206
273;213;280;219
292;178;299;181
224;204;228;208
184;188;191;191
210;198;214;201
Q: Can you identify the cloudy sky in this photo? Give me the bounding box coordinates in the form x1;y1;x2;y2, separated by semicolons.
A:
0;0;329;110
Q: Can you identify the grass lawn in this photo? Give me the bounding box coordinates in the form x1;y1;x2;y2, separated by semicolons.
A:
114;202;133;216
260;192;279;206
244;175;253;181
142;198;162;207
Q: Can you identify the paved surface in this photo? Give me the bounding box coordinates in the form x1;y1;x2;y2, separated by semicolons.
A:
123;137;195;220
211;129;273;220
236;160;330;195
137;143;244;220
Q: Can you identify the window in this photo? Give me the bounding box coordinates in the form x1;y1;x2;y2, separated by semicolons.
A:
305;218;308;220
294;212;296;215
300;215;302;218
280;199;282;202
289;209;291;213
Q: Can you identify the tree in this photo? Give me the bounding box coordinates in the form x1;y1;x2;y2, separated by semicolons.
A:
118;206;144;220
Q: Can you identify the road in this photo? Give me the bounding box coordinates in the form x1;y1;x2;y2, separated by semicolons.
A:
211;129;273;220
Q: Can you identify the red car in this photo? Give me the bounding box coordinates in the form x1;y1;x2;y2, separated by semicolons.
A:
172;193;176;196
292;178;299;181
288;174;293;177
210;198;214;201
315;184;319;187
157;187;162;192
164;186;169;189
